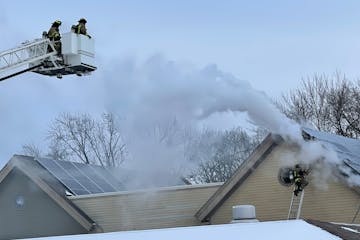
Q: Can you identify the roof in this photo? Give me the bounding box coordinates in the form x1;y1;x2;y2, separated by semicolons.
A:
36;157;125;195
35;157;187;195
303;127;360;174
70;182;222;199
0;155;220;234
305;219;360;240
70;183;222;232
26;220;341;240
0;155;98;232
196;128;360;222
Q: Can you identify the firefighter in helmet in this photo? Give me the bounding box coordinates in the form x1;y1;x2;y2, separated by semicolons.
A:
72;18;91;38
47;20;62;54
293;164;309;196
48;20;62;40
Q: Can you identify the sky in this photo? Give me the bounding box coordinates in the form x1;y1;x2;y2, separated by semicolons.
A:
1;1;360;167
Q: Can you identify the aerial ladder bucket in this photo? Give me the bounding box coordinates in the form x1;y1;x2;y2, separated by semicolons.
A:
31;32;96;78
0;32;96;81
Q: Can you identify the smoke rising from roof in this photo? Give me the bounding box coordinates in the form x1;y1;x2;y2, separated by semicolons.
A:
102;55;359;188
1;51;358;189
101;55;304;187
103;54;301;139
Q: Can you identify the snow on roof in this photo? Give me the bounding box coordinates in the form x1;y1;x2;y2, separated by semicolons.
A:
303;127;360;174
28;220;340;240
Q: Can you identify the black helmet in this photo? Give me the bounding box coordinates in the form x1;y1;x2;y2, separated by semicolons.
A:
79;18;87;23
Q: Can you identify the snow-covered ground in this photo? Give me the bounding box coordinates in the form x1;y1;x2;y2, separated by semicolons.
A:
27;220;340;240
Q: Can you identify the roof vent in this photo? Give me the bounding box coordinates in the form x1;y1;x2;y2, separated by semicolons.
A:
230;205;259;223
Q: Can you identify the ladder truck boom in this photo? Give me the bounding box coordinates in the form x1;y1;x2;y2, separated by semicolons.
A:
0;38;58;81
0;32;96;81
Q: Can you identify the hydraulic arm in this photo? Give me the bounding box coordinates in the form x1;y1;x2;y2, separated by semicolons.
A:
0;38;59;81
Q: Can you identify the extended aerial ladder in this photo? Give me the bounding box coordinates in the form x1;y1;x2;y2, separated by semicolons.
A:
287;190;305;219
0;38;59;81
0;32;96;81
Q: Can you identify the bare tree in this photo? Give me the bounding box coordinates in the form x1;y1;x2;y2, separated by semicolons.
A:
48;113;94;164
191;127;261;183
46;140;71;161
343;81;360;136
46;112;127;166
185;128;221;164
327;79;353;137
250;126;268;143
91;113;127;167
280;74;331;131
150;117;184;146
279;72;360;138
22;143;42;158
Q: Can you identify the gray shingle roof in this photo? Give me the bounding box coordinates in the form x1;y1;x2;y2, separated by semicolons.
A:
303;127;360;174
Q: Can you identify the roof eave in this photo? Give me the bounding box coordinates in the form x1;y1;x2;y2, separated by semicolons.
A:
195;134;282;222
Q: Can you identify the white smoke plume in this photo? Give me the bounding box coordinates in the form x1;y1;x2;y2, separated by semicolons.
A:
102;55;359;188
104;55;301;185
102;55;302;187
103;55;301;139
292;141;341;190
282;139;360;189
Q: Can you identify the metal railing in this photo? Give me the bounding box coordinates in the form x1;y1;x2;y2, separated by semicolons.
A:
0;38;58;74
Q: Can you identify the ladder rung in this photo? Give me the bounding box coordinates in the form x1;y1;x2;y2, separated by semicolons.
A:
287;190;305;220
0;38;56;75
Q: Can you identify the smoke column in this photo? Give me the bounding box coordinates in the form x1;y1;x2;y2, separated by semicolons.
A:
103;55;301;139
100;55;360;188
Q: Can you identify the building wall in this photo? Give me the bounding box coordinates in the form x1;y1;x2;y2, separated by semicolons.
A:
211;143;360;224
71;183;221;232
0;168;87;240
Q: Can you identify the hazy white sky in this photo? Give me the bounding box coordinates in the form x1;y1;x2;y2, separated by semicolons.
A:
1;0;360;165
2;1;360;94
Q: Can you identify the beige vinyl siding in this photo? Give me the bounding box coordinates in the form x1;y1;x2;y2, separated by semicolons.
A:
301;181;359;223
71;184;220;232
211;143;360;224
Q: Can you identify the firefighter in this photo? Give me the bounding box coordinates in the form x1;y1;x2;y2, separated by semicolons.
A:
47;20;62;54
72;18;91;38
293;164;309;196
48;20;62;40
